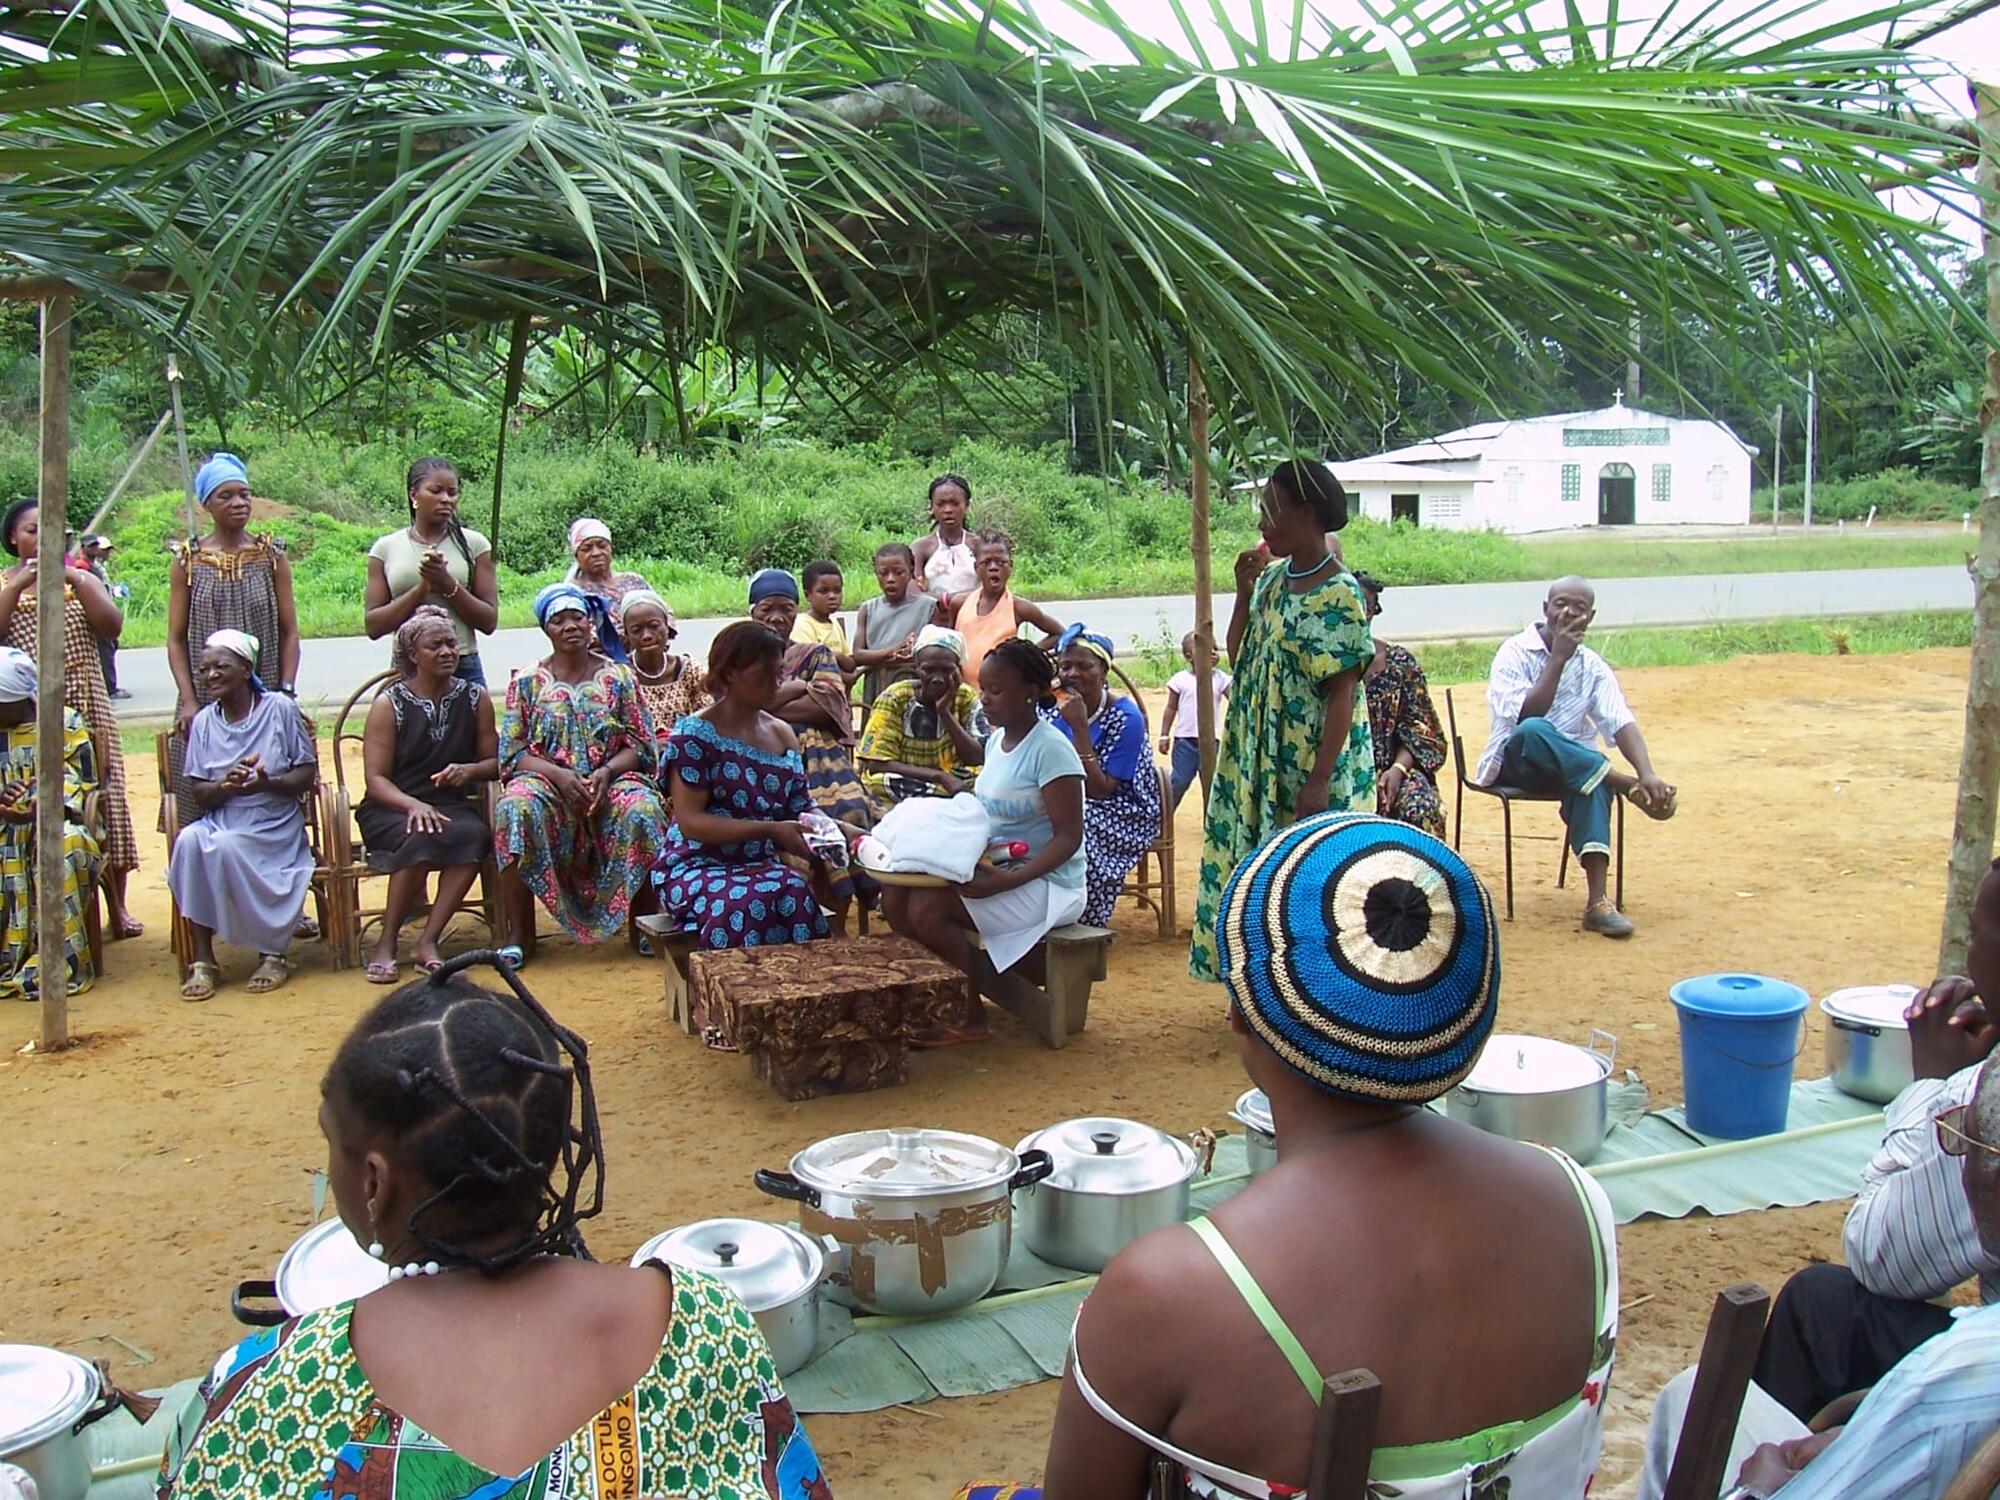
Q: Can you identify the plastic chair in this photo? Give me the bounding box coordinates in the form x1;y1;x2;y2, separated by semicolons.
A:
1443;687;1624;921
155;726;348;976
325;670;501;968
1108;661;1174;939
1150;1368;1381;1499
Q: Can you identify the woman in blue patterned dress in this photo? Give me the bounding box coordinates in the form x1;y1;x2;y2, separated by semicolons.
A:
493;585;664;965
1043;625;1161;927
654;622;833;952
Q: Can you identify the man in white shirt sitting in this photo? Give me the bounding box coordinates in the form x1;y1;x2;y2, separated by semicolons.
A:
1474;576;1676;937
1638;1017;2000;1499
1747;861;2000;1422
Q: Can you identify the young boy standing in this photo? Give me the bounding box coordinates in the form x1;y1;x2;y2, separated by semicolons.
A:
851;543;933;709
1159;631;1230;812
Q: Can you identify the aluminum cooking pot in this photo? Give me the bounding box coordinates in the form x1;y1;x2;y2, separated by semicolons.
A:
632;1219;828;1376
1013;1118;1199;1272
232;1218;390;1327
755;1128;1052;1317
1446;1031;1616;1164
0;1346;119;1500
1822;984;1919;1105
1229;1088;1277;1177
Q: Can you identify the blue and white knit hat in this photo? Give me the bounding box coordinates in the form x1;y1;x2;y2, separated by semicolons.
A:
1216;812;1499;1104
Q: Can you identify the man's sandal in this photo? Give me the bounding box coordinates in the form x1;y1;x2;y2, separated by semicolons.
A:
181;961;220;1002
246;954;291;993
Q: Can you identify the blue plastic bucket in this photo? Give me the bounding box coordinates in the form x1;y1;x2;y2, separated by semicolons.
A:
1669;973;1810;1139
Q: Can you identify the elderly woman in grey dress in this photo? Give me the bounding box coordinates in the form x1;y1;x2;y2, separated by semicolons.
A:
166;629;319;1000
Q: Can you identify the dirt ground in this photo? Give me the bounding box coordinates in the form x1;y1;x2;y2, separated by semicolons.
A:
0;648;1973;1497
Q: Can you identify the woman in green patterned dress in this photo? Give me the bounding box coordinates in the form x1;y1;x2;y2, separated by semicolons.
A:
1188;460;1374;981
160;963;834;1500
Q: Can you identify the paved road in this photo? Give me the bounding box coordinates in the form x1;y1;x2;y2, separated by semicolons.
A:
108;564;1971;725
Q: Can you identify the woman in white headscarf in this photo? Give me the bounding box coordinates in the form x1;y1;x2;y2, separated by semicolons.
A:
564;518;651;658
166;630;319;1000
0;647;101;1001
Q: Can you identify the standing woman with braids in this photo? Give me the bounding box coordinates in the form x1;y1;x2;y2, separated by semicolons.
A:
366;458;499;686
911;473;980;624
883;639;1084;1039
158;963;836;1500
1189;460;1374;983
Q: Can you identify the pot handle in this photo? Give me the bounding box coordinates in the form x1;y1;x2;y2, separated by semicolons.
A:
71;1372;126;1435
1830;1015;1885;1038
1454;1083;1481;1104
230;1279;289;1328
1588;1029;1618;1069
1009;1148;1055;1191
754;1168;822;1210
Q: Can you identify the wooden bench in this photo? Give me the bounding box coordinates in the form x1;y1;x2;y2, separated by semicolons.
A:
636;914;702;1032
969;923;1113;1048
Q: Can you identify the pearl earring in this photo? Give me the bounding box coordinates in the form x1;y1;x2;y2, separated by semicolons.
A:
366;1240;385;1260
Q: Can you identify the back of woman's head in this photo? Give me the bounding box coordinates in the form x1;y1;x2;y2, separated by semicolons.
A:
709;620;785;687
1270;460;1349;532
989;636;1057;709
323;968;601;1270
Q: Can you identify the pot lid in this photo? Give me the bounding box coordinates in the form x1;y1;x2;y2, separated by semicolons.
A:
0;1345;98;1455
631;1219;823;1312
1670;973;1809;1019
1460;1034;1610;1094
791;1128;1019;1197
274;1218;390;1316
1821;984;1919;1029
1017;1118;1198;1195
1231;1088;1274;1137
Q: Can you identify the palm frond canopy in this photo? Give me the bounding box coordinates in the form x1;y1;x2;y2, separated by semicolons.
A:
0;0;1986;433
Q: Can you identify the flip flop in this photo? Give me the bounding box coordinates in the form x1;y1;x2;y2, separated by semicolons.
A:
181;961;220;1002
414;955;445;975
365;959;400;985
246;954;291;994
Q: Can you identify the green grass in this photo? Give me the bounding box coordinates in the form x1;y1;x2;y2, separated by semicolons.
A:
1523;530;1968;582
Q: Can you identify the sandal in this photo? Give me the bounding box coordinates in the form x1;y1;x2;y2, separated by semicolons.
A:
246;954;291;993
294;915;320;940
364;959;400;985
414;955;445;975
181;961;220;1002
111;916;145;941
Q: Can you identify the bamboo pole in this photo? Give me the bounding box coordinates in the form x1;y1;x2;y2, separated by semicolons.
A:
1189;353;1217;797
491;311;531;563
82;409;171;537
165;356;196;541
1939;79;2000;974
37;292;72;1052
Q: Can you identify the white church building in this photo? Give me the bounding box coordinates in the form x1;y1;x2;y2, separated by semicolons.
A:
1334;396;1756;534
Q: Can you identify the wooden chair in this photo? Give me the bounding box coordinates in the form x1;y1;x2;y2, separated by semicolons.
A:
1659;1282;1770;1500
1942;1425;2000;1500
1443;687;1624;921
155;727;349;976
324;670;500;968
80;787;106;978
1150;1368;1382;1499
1108;661;1175;940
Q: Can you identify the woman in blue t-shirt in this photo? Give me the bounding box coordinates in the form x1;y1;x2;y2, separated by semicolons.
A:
1045;624;1161;926
881;639;1084;1035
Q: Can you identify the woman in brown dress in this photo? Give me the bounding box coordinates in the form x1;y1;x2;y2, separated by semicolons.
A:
0;498;142;937
166;453;302;830
619;590;709;741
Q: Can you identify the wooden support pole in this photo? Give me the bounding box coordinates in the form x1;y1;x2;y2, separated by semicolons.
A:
1939;79;2000;975
166;356;196;541
1189;353;1218;797
491;310;531;564
37;291;72;1052
83;408;171;537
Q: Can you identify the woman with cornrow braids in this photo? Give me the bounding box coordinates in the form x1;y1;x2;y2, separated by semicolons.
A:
159;954;836;1500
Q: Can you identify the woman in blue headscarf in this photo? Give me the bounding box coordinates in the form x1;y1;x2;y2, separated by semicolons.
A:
491;584;664;965
1045;624;1160;926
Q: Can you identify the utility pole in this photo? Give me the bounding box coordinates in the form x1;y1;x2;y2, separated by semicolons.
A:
1771;404;1783;533
1802;368;1816;532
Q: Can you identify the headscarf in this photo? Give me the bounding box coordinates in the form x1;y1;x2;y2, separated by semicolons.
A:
205;628;265;694
195;452;250;504
391;605;456;678
533;583;622;661
1216;813;1498;1105
1056;622;1114;666
913;625;966;663
616;588;675;630
0;647;34;703
568;518;612;554
748;568;800;607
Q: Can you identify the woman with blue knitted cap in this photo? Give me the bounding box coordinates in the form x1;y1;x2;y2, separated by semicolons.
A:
1032;814;1619;1500
1044;624;1159;926
491;583;664;965
164;452;300;834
